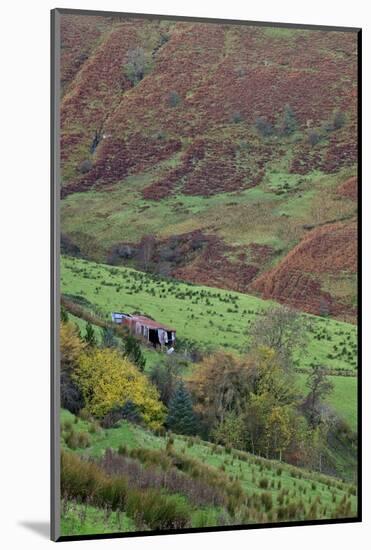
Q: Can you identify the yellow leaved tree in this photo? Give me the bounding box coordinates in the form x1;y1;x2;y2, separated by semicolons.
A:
74;348;166;429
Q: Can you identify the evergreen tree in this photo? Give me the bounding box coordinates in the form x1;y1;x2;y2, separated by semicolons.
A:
84;321;97;347
122;333;146;372
101;326;117;348
166;382;197;435
278;104;297;135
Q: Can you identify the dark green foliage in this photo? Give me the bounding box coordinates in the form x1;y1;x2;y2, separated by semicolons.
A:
149;356;184;405
323;109;346;132
61;305;69;323
307;129;321;146
83;322;97;347
277;104;297;135
122;333;146;371
166;382;197;435
61;371;85;415
332;109;346;130
101;400;143;429
259;477;269;489
101;326;118;348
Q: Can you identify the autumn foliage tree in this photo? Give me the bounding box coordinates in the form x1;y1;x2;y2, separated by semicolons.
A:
60;321;86;414
249;306;310;371
188;351;253;431
73;348;165;429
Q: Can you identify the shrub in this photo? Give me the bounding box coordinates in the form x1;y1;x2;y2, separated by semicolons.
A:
259;478;269;489
61;372;85;415
101;401;143;429
261;492;273;511
307;130;321;146
64;429;91;450
74;348;165;428
255;116;273;137
333;109;346;130
61;451;191;530
168;91;181;107
78;159;93;174
231;111;243;124
122;333;146;372
277;104;298;135
124;47;151;86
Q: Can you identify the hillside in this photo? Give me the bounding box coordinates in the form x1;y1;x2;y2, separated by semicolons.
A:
61;255;357;430
251;221;357;322
60;409;357;536
59;15;358;323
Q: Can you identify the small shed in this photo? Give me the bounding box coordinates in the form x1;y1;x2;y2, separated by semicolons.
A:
111;312;176;349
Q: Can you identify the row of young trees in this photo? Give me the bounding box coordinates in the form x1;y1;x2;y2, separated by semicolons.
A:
255;104;346;144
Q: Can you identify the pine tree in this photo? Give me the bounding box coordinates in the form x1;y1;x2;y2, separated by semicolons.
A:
101;326;117;348
166;382;197;435
278;104;297;135
84;321;97;347
122;333;146;372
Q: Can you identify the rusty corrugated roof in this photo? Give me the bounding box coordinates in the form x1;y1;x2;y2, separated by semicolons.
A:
129;315;176;332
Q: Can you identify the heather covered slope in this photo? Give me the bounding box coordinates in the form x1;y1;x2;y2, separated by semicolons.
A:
251;221;357;322
60;15;358;322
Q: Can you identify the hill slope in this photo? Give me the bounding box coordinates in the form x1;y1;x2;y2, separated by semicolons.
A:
60;409;357;536
59;15;358;322
61;256;357;429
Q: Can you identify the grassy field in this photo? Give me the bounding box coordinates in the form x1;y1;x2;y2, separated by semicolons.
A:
60;409;357;535
61;503;135;536
61;162;356;262
61;256;357;369
297;374;357;431
61;256;357;428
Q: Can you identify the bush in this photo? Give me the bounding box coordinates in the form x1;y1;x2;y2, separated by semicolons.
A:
255;116;273;137
323;109;346;132
64;429;91;450
259;477;269;489
78;159;93;174
231;111;243;124
61;371;85;415
124;47;151;86
277;104;297;135
333;109;346;130
307;130;321;146
261;492;273;511
101;401;143;429
168;91;181;107
74;348;164;428
61;451;191;530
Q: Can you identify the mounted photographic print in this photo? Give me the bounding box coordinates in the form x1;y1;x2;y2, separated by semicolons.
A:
51;8;361;541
